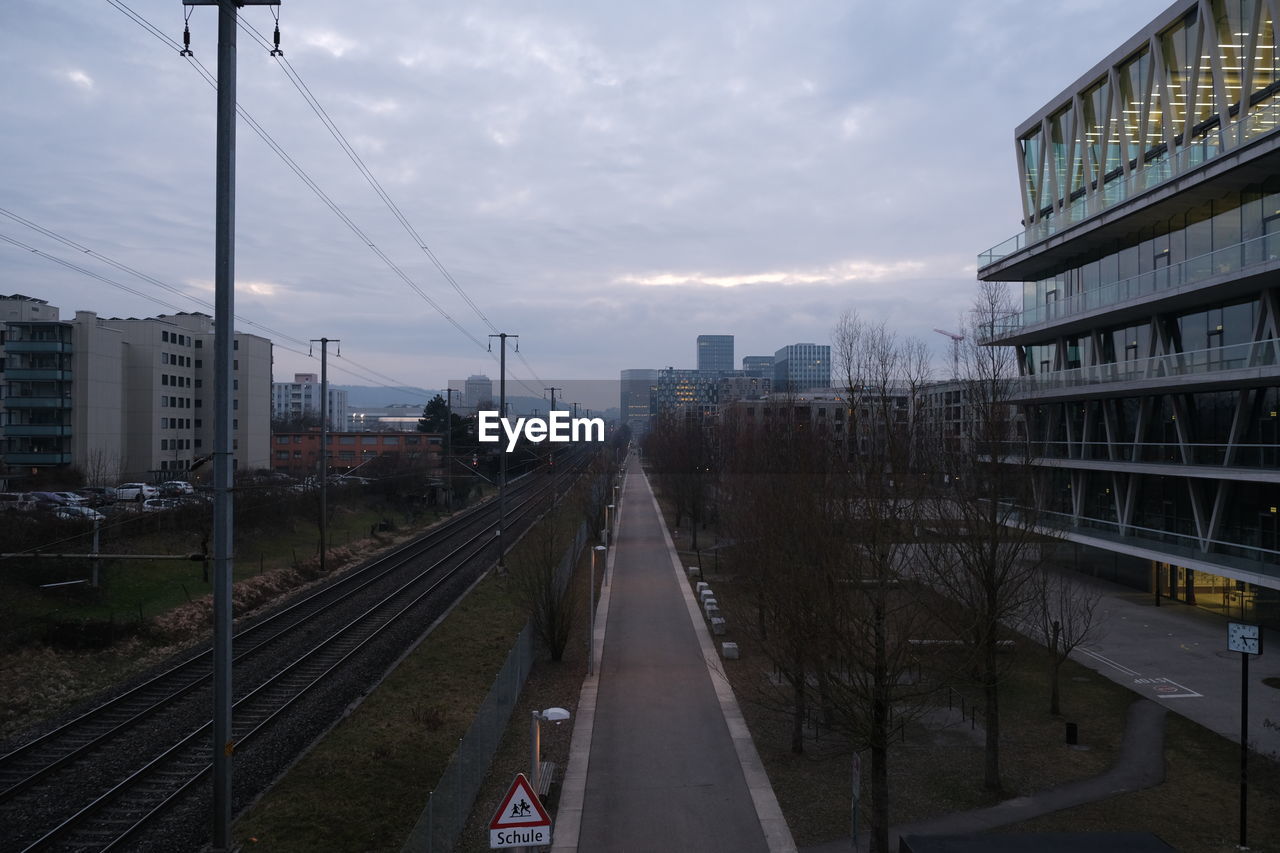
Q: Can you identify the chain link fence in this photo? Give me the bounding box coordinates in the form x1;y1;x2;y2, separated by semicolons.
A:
401;521;587;853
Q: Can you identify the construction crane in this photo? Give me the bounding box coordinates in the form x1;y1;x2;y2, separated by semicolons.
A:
933;328;965;379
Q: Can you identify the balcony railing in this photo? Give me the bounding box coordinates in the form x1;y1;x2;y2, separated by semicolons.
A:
978;100;1280;268
1;340;71;354
3;424;72;438
988;439;1280;469
1;396;72;409
980;230;1280;341
4;451;72;465
1011;338;1280;394
3;368;72;381
1012;505;1280;578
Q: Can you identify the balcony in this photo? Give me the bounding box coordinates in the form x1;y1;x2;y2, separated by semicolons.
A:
2;396;72;409
978;99;1280;271
996;440;1280;472
981;231;1280;344
3;368;72;381
2;340;71;354
3;424;72;438
1017;505;1280;586
1009;339;1280;400
4;451;72;465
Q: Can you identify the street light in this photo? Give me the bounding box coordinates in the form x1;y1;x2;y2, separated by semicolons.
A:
530;706;571;793
589;545;606;674
604;503;615;549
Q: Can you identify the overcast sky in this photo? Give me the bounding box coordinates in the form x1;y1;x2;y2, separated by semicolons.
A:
1;0;1171;403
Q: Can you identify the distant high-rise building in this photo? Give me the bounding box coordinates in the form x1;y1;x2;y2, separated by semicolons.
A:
742;355;774;378
619;369;659;438
652;368;720;419
464;374;494;411
773;343;831;392
696;335;734;373
272;373;349;430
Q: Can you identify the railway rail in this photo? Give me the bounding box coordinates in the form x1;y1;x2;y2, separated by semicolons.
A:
0;448;593;851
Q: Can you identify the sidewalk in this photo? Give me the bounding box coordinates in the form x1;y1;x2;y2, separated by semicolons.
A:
802;699;1168;852
552;457;795;852
1061;570;1280;759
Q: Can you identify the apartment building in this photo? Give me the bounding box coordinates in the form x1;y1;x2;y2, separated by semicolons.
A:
977;0;1280;625
0;296;272;482
272;373;349;431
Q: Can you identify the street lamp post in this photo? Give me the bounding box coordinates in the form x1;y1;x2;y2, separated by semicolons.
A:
527;706;570;853
589;545;606;675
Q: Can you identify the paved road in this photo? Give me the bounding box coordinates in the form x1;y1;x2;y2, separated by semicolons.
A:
576;460;772;853
1064;571;1280;759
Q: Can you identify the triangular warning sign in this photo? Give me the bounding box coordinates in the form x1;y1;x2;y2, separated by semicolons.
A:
490;773;551;829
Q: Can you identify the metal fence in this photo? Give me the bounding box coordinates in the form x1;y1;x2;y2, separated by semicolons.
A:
401;521;587;853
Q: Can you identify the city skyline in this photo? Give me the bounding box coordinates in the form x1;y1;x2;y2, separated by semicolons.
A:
0;1;1170;393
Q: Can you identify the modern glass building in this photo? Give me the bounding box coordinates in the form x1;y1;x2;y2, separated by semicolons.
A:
773;343;831;393
696;335;735;373
978;0;1280;625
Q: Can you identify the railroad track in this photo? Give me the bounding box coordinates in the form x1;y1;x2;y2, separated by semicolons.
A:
0;449;593;851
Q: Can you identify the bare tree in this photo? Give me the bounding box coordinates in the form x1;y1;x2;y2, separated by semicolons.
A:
922;280;1044;793
509;507;579;662
1026;569;1101;716
829;311;935;853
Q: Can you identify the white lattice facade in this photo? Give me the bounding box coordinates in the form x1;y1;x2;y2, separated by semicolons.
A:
979;0;1280;625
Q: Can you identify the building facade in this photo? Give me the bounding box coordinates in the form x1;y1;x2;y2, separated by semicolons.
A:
464;374;493;412
619;368;658;439
696;335;734;373
978;0;1280;624
773;343;831;392
0;297;271;483
742;355;775;377
271;430;441;478
272;372;349;431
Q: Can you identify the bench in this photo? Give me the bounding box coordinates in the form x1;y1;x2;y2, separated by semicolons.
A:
535;760;558;798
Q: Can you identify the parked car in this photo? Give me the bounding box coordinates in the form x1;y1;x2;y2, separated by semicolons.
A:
52;491;89;505
29;491;73;506
159;480;195;497
116;482;159;502
76;486;118;506
0;492;36;512
54;505;106;522
141;498;181;512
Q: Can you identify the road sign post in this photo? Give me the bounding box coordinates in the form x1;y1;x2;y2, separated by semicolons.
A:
1227;622;1262;849
489;773;552;849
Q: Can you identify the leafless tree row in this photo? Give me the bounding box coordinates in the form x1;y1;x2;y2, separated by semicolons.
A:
644;285;1101;853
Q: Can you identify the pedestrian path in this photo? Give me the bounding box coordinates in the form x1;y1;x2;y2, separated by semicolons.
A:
803;699;1168;852
552;456;795;852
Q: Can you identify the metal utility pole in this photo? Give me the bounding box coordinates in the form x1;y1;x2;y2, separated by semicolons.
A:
489;333;517;570
182;3;278;850
311;337;338;574
445;388;455;507
545;386;562;412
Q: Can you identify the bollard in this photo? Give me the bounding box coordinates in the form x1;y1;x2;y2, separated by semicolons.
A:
1065;722;1078;745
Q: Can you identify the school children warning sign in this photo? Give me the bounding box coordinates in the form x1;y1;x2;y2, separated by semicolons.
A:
489;773;552;848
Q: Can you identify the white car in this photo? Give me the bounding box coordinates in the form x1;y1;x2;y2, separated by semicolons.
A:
116;482;159;501
55;505;106;522
142;498;182;513
160;480;195;496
